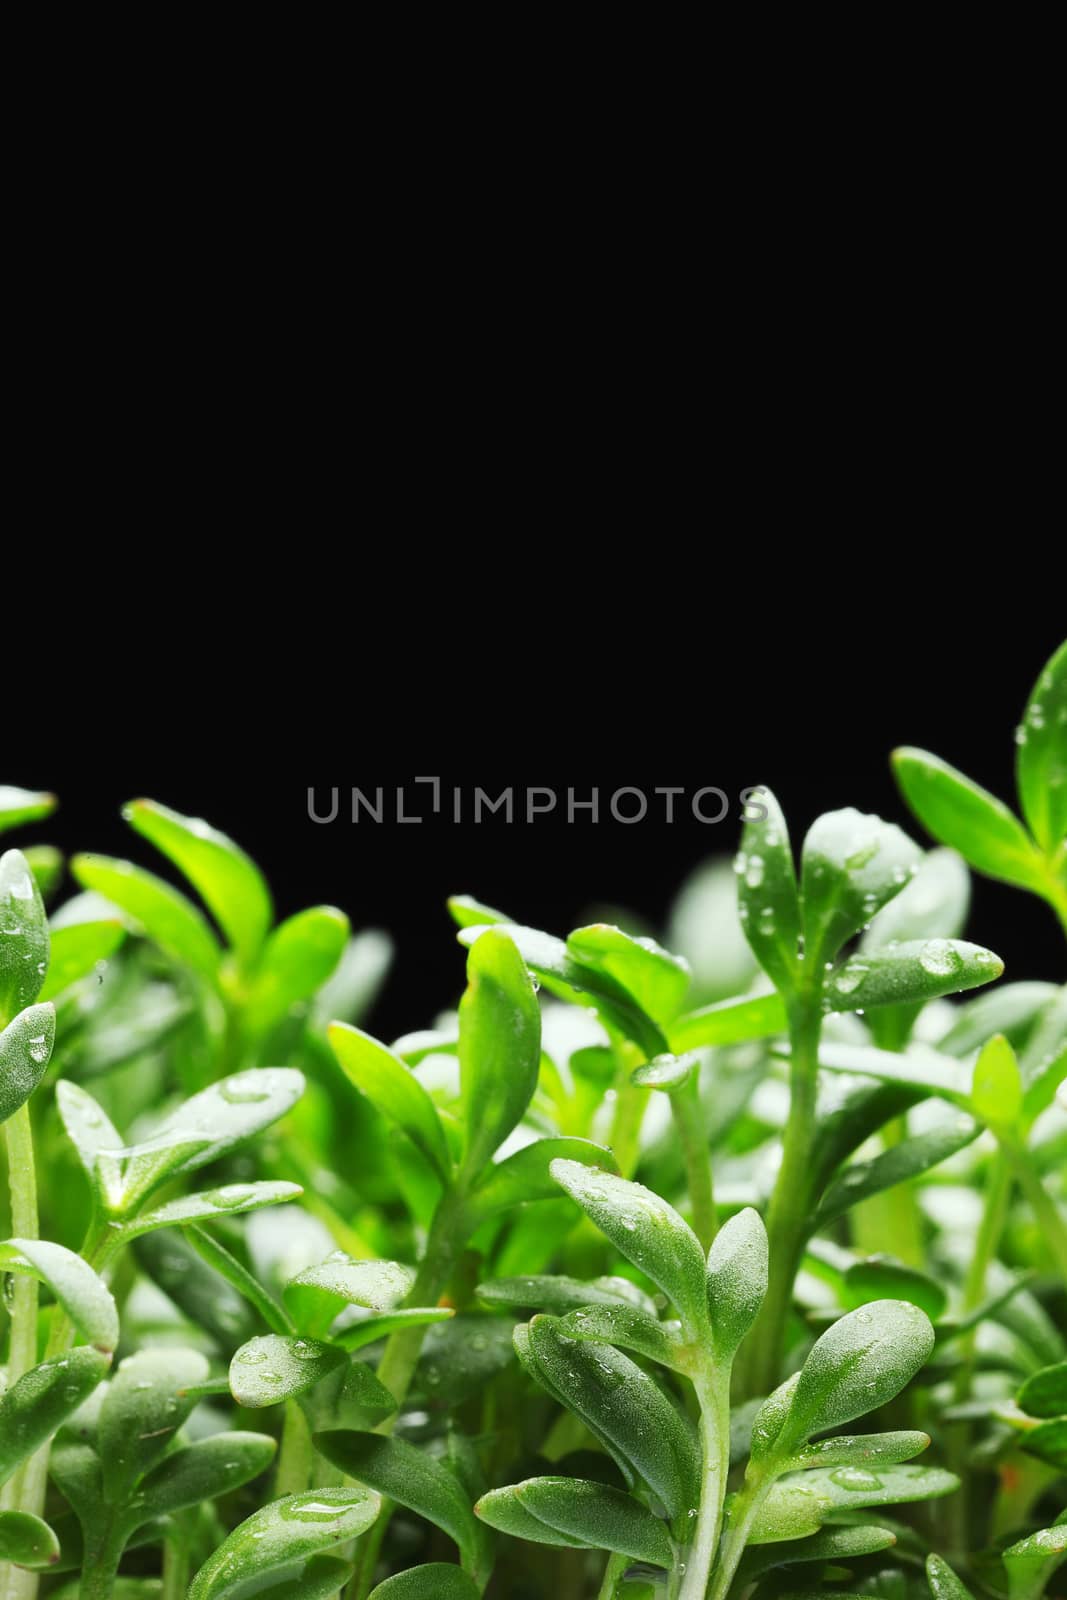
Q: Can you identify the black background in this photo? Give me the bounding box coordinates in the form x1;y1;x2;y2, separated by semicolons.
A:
12;628;1066;1038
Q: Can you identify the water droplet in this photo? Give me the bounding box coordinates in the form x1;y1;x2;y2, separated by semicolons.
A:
745;855;765;889
291;1340;320;1362
830;1466;882;1490
27;1035;49;1064
219;1078;270;1105
240;1349;269;1365
834;962;869;996
919;940;963;978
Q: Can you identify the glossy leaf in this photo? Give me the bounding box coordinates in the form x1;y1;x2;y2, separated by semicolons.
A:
668;990;787;1053
369;1567;481;1600
736;788;802;991
817;1117;980;1227
800;810;921;963
244;905;349;1035
514;1476;673;1565
0;1347;110;1484
123;1180;302;1240
557;1302;682;1369
187;1488;380;1600
24;845;63;899
706;1206;768;1361
777;1301;935;1453
468;1137;619;1220
565;923;690;1024
1002;1517;1066;1600
0;1001;54;1127
1019;1419;1067;1469
971;1033;1024;1131
843;1260;947;1322
474;1484;588;1548
926;1553;976;1598
97;1347;208;1502
0;1239;118;1352
551;1159;709;1332
1020;984;1067;1123
751;1462;957;1540
1016;638;1067;853
38;920;124;1000
1017;1361;1067;1418
892;748;1046;893
815;1040;972;1108
134;1431;277;1524
229;1335;347;1408
329;1022;451;1182
414;1316;516;1405
0;849;49;1023
55;1079;123;1183
311;1431;486;1577
825;940;1002;1013
124;798;273;964
0;787;56;834
478;1274;656;1318
862;848;971;948
526;1315;700;1519
0;1510;60;1570
70;853;222;979
738;1522;897;1583
782;1429;930;1473
336;1307;454;1353
284;1257;416;1337
458;927;541;1175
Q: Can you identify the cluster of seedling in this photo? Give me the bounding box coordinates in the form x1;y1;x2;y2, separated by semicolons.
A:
1;639;1065;1599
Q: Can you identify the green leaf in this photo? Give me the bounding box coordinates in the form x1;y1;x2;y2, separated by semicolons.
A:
800;810;921;964
927;1553;976;1598
1020;985;1067;1123
970;1034;1023;1131
311;1432;487;1579
0;1347;110;1485
70;853;222;979
0;1510;60;1570
369;1567;481;1600
38;921;124;1001
335;1308;454;1353
551;1159;709;1334
122;1180;303;1240
815;1040;972;1108
1016;639;1067;854
736;788;802;991
565;924;690;1024
1017;1361;1067;1419
0;1239;118;1353
474;1483;589;1548
0;787;56;835
782;1429;930;1473
557;1302;683;1370
98;1347;209;1503
1002;1517;1066;1600
706;1206;768;1361
300;1359;398;1431
133;1431;277;1525
124;798;273;964
1019;1418;1067;1469
752;1462;957;1540
24;845;63;900
863;848;972;950
468;1137;619;1220
478;1274;656;1318
825;941;1003;1013
329;1022;451;1183
938;982;1057;1057
777;1301;935;1454
229;1335;347;1408
817;1118;980;1227
0;849;49;1024
187;1488;380;1600
526;1316;700;1520
284;1257;416;1338
244;906;349;1035
54;1080;123;1184
842;1260;947;1322
414;1316;516;1406
458;927;541;1176
0;1002;54;1127
893;748;1046;894
512;1477;673;1565
738;1522;897;1583
92;1067;305;1216
668;991;787;1053
447;893;509;928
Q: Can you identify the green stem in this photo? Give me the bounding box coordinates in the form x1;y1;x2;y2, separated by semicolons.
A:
275;1399;314;1497
1007;1144;1067;1286
597;1551;628;1599
738;1002;821;1398
671;1075;717;1249
1;1105;40;1600
161;1533;190;1600
79;1524;123;1600
677;1371;731;1600
608;1046;650;1178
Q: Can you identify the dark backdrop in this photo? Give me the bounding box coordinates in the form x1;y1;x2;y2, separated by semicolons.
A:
14;629;1066;1038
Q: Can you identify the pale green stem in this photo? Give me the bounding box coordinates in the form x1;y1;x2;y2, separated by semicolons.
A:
1;1105;41;1600
707;1471;773;1600
1007;1144;1067;1286
161;1533;190;1600
597;1551;629;1598
275;1399;314;1497
677;1371;731;1600
738;1002;821;1398
671;1074;717;1250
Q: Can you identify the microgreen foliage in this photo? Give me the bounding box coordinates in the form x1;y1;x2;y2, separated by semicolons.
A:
2;647;1065;1598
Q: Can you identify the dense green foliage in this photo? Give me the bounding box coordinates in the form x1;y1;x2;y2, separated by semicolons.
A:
1;641;1065;1598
